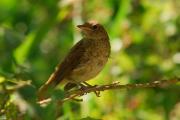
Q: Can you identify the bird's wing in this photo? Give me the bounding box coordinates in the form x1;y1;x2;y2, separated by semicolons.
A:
45;39;86;86
38;39;86;100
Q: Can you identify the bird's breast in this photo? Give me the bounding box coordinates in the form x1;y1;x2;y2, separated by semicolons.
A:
68;38;110;83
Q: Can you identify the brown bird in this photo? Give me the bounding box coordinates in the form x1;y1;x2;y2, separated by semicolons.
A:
38;21;111;100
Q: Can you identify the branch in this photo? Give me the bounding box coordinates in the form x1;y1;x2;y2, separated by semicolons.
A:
38;78;180;105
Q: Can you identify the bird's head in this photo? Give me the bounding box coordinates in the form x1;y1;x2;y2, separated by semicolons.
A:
77;21;108;39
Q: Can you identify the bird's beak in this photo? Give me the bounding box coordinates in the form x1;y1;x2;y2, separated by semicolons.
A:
77;24;91;31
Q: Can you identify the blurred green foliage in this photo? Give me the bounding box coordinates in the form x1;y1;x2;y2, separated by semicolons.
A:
0;0;180;120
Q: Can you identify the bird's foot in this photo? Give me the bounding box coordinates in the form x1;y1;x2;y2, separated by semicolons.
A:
78;84;88;96
81;82;101;97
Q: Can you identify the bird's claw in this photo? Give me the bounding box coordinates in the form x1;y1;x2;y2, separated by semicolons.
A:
94;90;100;97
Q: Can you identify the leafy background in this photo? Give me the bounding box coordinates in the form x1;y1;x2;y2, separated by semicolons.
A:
0;0;180;120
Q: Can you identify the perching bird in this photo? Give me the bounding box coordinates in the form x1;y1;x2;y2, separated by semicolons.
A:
38;21;111;100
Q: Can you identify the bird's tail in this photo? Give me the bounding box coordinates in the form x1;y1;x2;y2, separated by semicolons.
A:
37;78;56;101
37;64;65;100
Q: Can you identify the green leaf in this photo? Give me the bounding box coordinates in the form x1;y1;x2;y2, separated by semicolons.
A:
13;33;35;64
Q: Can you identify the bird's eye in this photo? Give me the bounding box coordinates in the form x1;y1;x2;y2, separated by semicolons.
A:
92;25;97;30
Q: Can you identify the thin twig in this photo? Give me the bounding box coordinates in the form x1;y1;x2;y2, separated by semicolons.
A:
38;78;180;105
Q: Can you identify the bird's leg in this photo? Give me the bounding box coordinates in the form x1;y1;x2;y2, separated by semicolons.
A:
65;82;100;97
64;83;84;101
81;82;100;97
82;82;93;87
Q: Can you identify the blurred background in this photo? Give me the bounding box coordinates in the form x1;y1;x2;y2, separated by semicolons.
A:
0;0;180;119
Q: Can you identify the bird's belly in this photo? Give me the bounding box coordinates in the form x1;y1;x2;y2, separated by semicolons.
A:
68;56;108;83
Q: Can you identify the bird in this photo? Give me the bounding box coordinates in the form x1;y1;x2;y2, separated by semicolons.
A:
38;21;111;100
